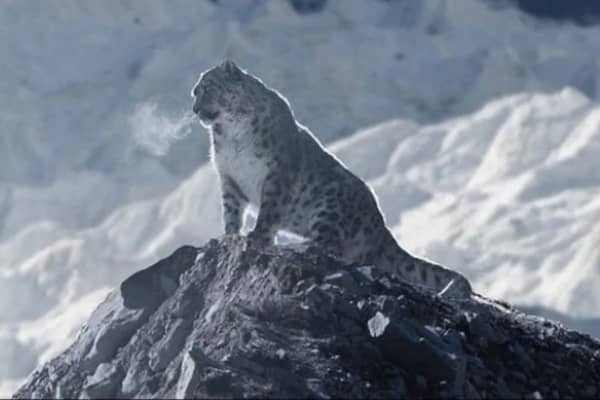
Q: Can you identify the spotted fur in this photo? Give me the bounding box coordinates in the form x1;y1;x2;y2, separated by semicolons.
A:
191;60;472;298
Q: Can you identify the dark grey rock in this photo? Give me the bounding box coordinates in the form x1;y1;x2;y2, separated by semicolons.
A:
584;385;597;397
464;311;507;345
352;266;375;283
324;271;358;292
288;0;328;14
367;311;460;394
82;362;124;398
509;341;534;368
120;245;198;310
442;328;466;349
13;236;600;399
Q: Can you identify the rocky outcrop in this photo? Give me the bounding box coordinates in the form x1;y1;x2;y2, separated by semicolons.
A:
13;236;600;399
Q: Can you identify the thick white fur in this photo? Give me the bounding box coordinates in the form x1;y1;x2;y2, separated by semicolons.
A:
208;117;269;207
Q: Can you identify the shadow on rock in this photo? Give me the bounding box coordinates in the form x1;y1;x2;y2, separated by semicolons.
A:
13;235;600;399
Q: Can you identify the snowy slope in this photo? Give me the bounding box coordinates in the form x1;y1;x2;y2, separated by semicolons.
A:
0;165;221;395
340;88;600;323
5;0;600;395
4;88;600;395
4;0;600;239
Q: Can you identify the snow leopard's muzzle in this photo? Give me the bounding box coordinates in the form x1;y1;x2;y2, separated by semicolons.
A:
191;83;222;123
193;102;220;122
192;96;220;124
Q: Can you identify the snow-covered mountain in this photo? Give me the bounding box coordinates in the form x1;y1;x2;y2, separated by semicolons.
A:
338;88;600;318
4;0;600;239
4;0;600;395
4;88;600;395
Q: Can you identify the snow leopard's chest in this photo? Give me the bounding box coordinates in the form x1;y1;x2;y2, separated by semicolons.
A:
213;130;270;206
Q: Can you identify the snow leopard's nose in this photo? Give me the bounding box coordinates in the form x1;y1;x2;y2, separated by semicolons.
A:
191;84;200;98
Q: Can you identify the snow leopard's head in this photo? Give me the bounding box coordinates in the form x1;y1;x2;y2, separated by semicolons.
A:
191;60;268;127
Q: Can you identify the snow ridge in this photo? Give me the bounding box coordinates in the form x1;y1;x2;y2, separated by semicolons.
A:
4;88;600;396
5;0;600;394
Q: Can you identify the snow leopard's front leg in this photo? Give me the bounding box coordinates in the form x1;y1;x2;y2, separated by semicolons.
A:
247;170;289;246
220;175;248;234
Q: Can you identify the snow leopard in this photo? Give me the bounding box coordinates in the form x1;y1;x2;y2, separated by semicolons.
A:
191;60;472;298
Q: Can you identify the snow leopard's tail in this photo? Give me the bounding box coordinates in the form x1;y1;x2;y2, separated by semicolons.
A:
374;229;472;298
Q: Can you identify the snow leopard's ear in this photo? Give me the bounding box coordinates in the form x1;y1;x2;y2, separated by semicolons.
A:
220;59;242;81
